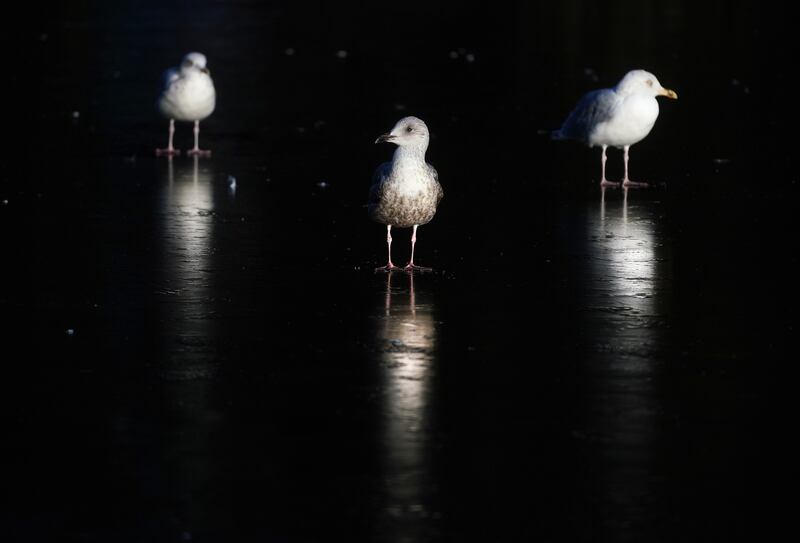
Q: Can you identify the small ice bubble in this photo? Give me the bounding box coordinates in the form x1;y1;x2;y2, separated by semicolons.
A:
112;70;121;79
449;50;459;59
72;111;80;119
336;49;348;59
66;329;75;336
394;103;406;111
228;175;237;187
317;181;329;188
465;53;475;63
39;33;48;42
284;47;295;56
2;199;8;205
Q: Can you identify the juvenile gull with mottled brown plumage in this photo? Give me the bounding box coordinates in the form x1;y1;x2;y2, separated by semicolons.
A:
369;116;443;272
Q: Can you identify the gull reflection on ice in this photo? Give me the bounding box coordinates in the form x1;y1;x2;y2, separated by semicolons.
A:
375;271;440;537
111;156;220;538
597;187;657;323
157;155;219;370
162;155;215;290
581;187;668;537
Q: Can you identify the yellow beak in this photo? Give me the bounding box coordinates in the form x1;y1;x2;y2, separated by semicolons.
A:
661;88;678;99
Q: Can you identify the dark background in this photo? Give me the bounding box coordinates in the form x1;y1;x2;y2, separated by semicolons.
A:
2;1;797;542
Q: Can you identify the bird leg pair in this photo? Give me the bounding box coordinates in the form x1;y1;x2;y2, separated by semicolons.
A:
156;120;211;157
375;225;431;272
599;145;648;188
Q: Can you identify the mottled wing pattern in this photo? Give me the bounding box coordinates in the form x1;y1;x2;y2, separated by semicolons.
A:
427;164;444;204
553;89;617;142
368;162;392;208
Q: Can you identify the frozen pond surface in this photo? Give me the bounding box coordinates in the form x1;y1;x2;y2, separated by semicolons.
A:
2;2;797;542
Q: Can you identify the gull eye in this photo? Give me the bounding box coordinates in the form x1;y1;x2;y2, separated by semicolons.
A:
406;126;413;133
646;79;653;87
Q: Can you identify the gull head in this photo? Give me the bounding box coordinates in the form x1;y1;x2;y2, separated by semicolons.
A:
375;116;430;151
616;69;677;100
180;52;210;75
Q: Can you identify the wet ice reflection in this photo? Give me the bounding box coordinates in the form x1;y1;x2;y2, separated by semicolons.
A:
164;157;214;275
597;188;657;325
158;155;218;367
375;271;439;536
146;157;220;535
582;188;668;535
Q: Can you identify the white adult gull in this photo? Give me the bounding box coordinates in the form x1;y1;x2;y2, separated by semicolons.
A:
552;69;678;187
369;116;444;272
155;52;216;157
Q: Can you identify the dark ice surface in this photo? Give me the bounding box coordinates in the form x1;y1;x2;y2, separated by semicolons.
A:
2;1;798;542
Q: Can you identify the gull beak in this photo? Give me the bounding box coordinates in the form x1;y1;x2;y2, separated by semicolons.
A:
201;67;210;75
374;133;395;144
660;88;678;99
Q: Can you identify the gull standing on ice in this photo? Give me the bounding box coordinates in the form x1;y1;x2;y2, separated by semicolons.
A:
552;69;677;187
369;116;443;272
155;52;216;157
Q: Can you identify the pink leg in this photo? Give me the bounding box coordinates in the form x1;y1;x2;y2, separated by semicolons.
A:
186;120;212;157
622;145;648;187
599;145;618;187
409;271;416;317
375;225;399;272
404;225;432;272
384;270;392;315
155;119;181;156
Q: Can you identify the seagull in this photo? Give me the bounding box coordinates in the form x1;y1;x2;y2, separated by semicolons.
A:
552;69;677;187
369;116;444;272
155;52;216;157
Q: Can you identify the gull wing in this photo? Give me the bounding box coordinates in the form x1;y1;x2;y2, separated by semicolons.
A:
552;88;618;142
427;163;443;204
368;162;392;207
161;67;180;91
